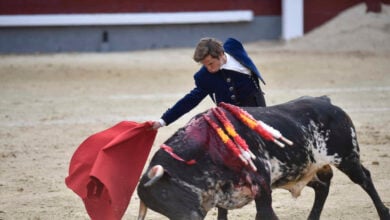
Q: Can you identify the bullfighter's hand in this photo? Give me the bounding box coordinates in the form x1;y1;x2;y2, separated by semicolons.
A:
152;121;163;130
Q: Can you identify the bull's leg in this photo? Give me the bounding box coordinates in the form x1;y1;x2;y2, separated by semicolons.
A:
217;207;228;220
338;154;390;220
254;189;278;220
306;165;334;220
138;200;148;220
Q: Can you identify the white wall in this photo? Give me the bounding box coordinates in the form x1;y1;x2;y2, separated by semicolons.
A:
282;0;304;40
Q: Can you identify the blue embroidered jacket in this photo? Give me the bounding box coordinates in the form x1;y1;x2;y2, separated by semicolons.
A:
161;38;265;125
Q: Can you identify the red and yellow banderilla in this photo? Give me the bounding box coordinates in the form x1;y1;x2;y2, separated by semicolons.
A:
212;108;256;160
203;113;257;171
219;102;293;148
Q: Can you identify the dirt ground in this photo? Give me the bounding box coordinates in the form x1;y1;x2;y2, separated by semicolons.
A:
1;4;390;220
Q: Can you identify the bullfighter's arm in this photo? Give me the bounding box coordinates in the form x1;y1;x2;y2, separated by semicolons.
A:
160;87;208;126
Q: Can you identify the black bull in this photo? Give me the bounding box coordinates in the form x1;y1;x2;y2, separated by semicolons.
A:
137;96;390;220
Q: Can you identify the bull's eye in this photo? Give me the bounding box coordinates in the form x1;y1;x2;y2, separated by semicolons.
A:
161;188;168;199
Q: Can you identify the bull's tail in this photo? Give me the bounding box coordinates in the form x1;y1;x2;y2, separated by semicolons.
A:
138;200;148;220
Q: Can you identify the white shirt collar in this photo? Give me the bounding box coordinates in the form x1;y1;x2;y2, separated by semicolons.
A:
220;52;251;75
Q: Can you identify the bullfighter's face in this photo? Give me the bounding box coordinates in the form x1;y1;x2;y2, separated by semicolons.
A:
201;54;226;73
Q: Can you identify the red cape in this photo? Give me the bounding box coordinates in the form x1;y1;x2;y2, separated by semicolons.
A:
65;121;157;220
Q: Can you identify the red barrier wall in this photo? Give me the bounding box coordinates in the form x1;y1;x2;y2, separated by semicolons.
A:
0;0;281;15
1;0;387;33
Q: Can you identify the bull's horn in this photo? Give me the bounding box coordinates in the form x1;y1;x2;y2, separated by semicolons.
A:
137;200;147;220
144;165;164;187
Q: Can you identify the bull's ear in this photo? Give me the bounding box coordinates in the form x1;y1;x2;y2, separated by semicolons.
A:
144;165;165;187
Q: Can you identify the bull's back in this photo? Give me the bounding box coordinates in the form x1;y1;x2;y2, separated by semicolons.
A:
249;96;354;137
246;96;358;186
279;96;358;157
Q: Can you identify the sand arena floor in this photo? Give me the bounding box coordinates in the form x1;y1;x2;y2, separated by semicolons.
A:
1;3;389;220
